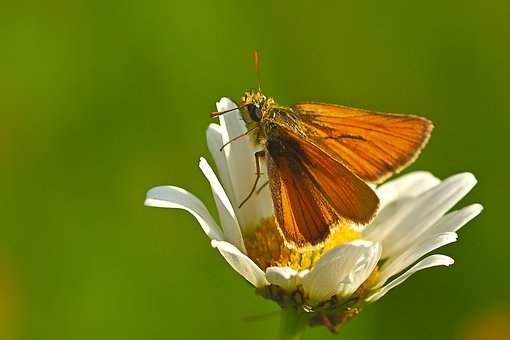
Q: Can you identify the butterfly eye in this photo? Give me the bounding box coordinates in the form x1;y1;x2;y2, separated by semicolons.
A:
247;104;262;122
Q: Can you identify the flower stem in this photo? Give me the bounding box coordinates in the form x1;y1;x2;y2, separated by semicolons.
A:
277;307;308;340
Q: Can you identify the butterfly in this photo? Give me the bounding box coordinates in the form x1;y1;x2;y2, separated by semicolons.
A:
211;51;432;251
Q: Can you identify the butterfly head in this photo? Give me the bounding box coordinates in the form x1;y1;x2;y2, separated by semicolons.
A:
239;90;276;125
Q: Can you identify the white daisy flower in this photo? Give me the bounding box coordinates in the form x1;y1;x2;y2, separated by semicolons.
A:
145;98;482;335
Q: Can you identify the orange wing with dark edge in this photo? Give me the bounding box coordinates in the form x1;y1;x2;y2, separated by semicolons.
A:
292;103;433;183
266;132;379;250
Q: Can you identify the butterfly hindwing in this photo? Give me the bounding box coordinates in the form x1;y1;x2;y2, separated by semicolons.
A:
266;131;379;249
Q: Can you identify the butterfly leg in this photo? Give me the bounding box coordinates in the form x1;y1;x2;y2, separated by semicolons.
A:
220;125;258;151
238;150;265;208
256;180;269;194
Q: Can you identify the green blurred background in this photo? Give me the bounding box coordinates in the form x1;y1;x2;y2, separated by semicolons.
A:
1;1;508;339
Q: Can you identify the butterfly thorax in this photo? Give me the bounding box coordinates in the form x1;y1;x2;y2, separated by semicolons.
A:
239;90;303;146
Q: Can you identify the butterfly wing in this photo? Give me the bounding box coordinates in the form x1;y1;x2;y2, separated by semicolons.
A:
292;103;432;183
266;132;379;250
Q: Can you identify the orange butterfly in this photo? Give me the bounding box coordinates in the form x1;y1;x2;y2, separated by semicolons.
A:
211;51;432;251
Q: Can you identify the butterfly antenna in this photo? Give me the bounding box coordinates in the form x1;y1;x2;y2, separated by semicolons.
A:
209;105;244;118
254;49;261;92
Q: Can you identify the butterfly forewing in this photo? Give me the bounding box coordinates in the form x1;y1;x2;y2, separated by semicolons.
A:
292;103;433;183
266;131;379;249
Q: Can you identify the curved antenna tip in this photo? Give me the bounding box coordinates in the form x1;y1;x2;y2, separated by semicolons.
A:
253;49;261;92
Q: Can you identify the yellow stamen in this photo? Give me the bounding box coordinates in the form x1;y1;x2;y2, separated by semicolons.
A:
245;217;362;272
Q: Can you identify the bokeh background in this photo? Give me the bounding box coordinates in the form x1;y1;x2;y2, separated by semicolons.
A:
1;1;508;339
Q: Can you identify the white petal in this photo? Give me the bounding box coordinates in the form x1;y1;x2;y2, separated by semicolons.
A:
266;267;297;289
145;186;224;241
296;270;310;284
365;254;454;302
266;267;310;291
364;172;440;243
377;171;440;210
374;232;457;289
206;123;236;204
216;98;255;206
199;158;246;253
422;203;483;236
374;204;482;286
370;173;477;259
393;204;482;258
362;196;410;242
211;240;268;288
303;240;381;302
336;242;382;297
216;98;273;229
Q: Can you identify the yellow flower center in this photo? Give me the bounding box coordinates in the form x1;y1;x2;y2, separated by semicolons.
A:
244;217;362;272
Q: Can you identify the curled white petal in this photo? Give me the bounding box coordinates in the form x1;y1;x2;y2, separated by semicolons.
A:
303;240;381;302
336;242;382;297
199;157;245;253
266;267;310;291
211;240;269;288
145;186;224;241
366;254;454;302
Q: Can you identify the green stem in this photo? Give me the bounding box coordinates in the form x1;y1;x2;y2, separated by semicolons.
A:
277;307;308;340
